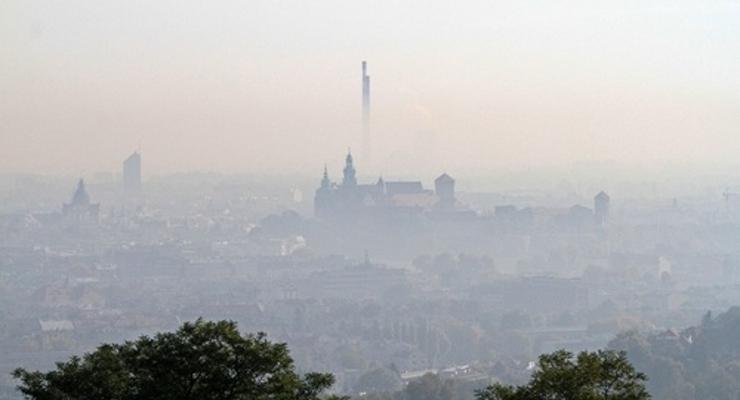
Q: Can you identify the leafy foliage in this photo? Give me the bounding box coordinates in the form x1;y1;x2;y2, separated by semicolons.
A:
476;349;650;400
13;319;343;400
404;373;458;400
609;307;740;400
351;372;468;400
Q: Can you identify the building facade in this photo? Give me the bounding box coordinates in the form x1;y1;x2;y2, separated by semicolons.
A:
314;151;455;219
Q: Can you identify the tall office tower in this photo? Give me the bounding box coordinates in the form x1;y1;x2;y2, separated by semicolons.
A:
362;61;371;163
123;151;142;194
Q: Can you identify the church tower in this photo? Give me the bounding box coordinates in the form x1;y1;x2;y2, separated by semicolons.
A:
314;165;334;218
435;173;456;210
63;179;100;221
320;164;331;190
342;151;357;187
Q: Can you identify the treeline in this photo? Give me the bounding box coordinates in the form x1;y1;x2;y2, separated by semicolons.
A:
18;308;740;400
356;350;648;400
363;307;740;400
610;306;740;400
356;372;474;400
10;319;650;400
12;319;344;400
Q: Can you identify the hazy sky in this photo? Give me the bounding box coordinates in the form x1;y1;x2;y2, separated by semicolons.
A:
2;1;740;177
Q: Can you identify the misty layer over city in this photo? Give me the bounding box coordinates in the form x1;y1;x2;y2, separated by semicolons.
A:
2;2;740;400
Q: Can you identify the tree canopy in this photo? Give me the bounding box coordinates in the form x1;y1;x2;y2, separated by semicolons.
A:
476;349;650;400
609;307;740;400
13;319;342;400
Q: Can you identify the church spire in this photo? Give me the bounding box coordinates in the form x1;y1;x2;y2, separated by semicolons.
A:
71;179;91;206
342;149;357;187
320;164;331;189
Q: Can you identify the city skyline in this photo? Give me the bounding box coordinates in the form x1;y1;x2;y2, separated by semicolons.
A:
4;4;740;398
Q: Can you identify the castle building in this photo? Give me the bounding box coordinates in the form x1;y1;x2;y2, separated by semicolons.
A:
314;151;456;219
434;173;456;210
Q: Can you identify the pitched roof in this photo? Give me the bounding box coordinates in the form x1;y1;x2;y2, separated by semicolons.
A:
435;173;454;183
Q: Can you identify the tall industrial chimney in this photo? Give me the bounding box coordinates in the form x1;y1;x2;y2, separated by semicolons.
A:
362;61;370;164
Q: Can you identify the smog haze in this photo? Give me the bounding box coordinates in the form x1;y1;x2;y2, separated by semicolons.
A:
2;1;740;177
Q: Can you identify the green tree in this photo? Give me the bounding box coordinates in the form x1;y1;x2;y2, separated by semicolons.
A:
13;319;344;400
403;373;457;400
476;349;650;400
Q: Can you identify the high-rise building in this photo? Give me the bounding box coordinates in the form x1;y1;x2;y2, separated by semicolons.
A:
123;151;141;194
